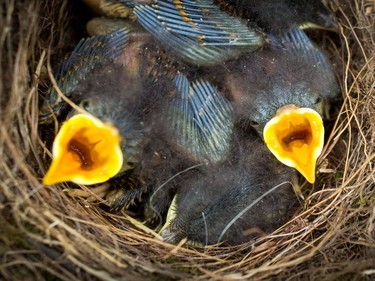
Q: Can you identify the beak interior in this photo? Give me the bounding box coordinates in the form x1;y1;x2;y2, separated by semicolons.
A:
43;114;123;185
263;106;324;183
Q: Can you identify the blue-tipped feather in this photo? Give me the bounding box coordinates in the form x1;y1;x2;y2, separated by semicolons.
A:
134;0;265;65
166;74;234;163
40;28;129;122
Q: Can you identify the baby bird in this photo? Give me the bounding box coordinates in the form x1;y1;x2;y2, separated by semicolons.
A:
42;27;235;184
204;28;340;184
160;127;299;246
42;27;161;185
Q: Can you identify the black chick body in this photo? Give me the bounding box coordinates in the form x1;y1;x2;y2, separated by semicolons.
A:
133;0;267;66
160;127;299;246
96;71;236;214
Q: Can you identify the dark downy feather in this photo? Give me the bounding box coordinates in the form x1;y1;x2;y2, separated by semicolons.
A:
163;74;235;163
161;128;299;245
40;28;129;123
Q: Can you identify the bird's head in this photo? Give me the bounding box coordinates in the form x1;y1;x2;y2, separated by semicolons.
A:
227;27;338;183
247;81;325;184
42;67;148;186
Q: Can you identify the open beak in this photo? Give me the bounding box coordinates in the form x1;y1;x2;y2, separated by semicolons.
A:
43;114;123;185
263;105;324;184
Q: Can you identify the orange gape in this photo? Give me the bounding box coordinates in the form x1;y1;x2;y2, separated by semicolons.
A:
43;114;123;185
263;105;324;183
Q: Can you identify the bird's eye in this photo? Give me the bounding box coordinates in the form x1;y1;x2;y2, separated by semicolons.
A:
314;97;322;104
81;100;90;111
250;120;260;127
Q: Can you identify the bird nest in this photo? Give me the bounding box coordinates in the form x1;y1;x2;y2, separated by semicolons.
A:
0;0;374;280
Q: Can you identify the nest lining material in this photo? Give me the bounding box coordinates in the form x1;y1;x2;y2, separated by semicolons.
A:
0;0;374;280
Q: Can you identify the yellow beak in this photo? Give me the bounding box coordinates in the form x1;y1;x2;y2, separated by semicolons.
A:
263;105;324;184
43;114;123;185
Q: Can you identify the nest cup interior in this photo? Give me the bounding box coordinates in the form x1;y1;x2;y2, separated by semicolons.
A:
0;0;374;280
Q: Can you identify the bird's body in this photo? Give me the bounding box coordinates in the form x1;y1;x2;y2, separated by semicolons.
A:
160;128;299;245
198;28;339;183
133;0;267;66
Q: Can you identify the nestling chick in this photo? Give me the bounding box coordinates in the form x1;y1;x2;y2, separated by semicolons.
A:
44;31;154;184
205;28;340;183
160;128;299;246
41;27;171;186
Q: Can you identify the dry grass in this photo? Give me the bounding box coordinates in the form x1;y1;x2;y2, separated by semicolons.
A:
0;0;374;280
